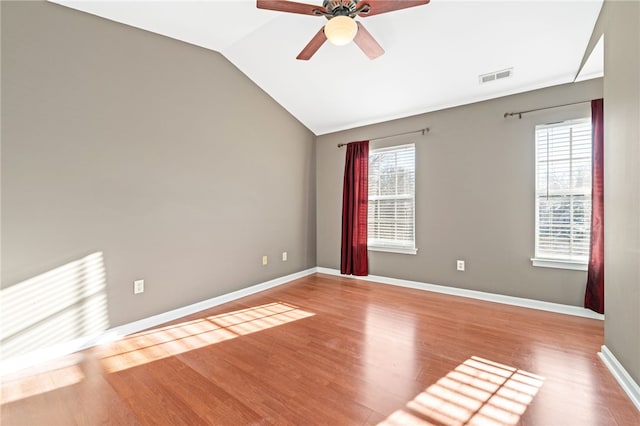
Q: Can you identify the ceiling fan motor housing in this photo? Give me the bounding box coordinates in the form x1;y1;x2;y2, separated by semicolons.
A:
323;0;358;18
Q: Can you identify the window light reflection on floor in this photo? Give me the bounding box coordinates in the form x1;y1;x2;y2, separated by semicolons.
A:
379;356;544;426
99;302;314;373
1;360;85;405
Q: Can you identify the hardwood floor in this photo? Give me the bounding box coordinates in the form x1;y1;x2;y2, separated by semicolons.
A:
1;273;638;425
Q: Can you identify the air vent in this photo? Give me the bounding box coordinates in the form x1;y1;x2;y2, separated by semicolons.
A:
479;68;513;84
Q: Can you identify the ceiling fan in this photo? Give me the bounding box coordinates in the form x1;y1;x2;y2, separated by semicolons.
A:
257;0;430;60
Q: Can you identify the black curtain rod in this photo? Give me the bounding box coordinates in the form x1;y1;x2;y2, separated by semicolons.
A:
504;100;590;119
337;127;429;148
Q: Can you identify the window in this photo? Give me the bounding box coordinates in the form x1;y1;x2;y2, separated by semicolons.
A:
533;119;592;270
368;144;416;254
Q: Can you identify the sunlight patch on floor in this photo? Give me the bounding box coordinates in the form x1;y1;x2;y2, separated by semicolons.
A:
379;356;544;426
1;358;85;405
99;302;314;373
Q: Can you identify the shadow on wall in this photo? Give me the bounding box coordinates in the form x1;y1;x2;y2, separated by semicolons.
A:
0;252;110;361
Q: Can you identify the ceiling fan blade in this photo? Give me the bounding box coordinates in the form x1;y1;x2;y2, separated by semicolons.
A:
356;0;430;17
297;27;327;60
354;22;384;59
257;0;327;16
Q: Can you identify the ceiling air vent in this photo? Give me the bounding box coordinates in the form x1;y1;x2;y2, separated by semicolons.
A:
479;68;513;84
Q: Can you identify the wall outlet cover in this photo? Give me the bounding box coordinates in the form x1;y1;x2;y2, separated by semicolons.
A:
134;279;144;294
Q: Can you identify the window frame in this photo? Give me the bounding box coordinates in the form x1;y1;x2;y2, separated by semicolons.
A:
532;118;592;271
367;143;417;255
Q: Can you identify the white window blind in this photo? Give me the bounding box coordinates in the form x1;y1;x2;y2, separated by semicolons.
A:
368;144;416;254
535;119;592;264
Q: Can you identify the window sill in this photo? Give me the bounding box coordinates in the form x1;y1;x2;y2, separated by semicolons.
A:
531;258;588;271
369;246;418;255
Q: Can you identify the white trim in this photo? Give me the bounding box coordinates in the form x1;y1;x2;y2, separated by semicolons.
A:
1;266;608;376
368;245;418;255
531;258;588;271
316;267;604;320
599;345;640;412
0;268;317;375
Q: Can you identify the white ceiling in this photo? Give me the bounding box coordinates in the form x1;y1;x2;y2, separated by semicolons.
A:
50;0;604;135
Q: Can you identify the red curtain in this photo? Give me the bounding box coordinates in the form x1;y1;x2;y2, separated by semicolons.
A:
341;141;369;276
585;98;604;314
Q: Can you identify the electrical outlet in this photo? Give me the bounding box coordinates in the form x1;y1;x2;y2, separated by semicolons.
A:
456;260;465;272
282;251;287;261
134;279;144;294
262;255;268;266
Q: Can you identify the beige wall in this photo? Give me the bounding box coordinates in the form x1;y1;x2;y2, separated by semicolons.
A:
317;79;603;306
601;0;640;385
1;1;316;356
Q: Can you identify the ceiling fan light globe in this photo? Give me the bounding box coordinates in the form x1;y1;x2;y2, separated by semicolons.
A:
324;16;358;46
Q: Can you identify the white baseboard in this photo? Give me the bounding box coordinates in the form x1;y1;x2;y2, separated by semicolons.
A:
0;266;606;376
599;345;640;412
316;267;605;320
0;268;317;376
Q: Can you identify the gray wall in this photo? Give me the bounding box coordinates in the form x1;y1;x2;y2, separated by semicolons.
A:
1;1;316;357
317;79;603;306
4;1;637;390
601;0;640;385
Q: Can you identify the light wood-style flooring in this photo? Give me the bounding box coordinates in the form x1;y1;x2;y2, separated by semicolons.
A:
1;273;638;425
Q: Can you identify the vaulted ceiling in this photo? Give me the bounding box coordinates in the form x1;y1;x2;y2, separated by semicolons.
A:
50;0;604;135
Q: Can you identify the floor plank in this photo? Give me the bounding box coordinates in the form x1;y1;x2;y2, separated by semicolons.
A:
1;273;638;425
